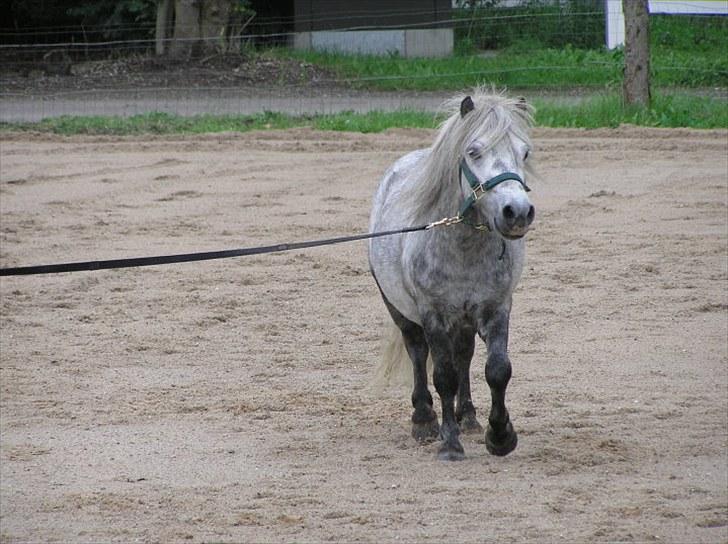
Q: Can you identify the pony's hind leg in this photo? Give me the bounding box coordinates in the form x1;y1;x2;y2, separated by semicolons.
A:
401;319;440;443
377;291;439;442
453;328;484;435
424;314;465;461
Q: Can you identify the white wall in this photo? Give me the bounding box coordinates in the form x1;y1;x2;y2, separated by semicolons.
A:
295;28;454;58
606;0;728;49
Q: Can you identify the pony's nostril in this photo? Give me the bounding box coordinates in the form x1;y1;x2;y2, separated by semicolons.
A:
503;205;515;222
502;203;534;230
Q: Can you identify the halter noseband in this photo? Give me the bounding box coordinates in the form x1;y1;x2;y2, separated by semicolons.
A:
457;158;531;219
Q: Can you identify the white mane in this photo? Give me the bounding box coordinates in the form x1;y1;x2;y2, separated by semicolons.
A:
407;88;535;221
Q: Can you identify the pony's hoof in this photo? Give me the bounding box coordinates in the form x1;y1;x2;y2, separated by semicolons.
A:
459;412;484;435
412;419;440;443
437;443;465;461
485;422;518;456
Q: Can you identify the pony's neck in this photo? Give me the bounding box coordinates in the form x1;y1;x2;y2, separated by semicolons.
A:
409;154;462;224
432;170;462;219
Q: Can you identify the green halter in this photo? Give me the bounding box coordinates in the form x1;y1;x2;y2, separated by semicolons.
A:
457;158;531;219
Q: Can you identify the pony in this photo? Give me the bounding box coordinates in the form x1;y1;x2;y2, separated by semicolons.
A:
368;89;535;461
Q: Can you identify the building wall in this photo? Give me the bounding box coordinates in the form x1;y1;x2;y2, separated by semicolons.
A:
292;0;453;57
294;0;451;31
295;28;453;58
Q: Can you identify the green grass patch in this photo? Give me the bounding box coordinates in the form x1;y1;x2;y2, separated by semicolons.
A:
270;45;726;91
264;12;726;92
0;110;441;136
1;94;725;135
652;14;727;53
534;93;728;129
311;110;438;132
8;111;301;135
268;47;624;91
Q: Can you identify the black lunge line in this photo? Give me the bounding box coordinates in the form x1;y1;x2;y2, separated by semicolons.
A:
0;223;439;277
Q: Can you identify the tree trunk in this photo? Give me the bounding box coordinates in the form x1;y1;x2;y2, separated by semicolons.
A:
169;0;201;59
200;0;233;53
622;0;651;107
155;0;174;56
160;0;235;59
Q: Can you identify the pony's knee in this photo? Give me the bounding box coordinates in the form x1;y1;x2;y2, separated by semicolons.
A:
433;364;458;398
485;354;512;389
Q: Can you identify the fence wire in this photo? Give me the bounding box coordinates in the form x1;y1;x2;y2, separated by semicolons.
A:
0;5;725;122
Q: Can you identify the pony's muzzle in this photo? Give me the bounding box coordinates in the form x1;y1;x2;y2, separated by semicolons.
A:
499;201;535;238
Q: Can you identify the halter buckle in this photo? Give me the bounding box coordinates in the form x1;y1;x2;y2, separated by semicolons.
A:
471;183;487;200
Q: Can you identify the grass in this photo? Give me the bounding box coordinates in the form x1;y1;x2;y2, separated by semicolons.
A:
270;45;726;92
266;13;727;91
0;110;441;135
535;93;727;129
12;111;302;135
269;47;625;92
271;43;726;92
2;93;725;135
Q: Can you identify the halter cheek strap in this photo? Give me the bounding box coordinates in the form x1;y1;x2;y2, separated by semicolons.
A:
457;158;530;218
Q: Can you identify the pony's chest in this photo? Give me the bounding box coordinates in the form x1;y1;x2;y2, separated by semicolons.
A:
406;239;523;309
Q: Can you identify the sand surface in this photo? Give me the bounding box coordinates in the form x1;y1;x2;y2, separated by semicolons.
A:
1;126;726;543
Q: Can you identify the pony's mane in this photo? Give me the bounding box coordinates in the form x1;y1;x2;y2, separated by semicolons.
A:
407;88;535;222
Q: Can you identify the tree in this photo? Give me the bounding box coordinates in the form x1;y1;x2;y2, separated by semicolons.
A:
622;0;651;107
155;0;254;58
155;0;174;56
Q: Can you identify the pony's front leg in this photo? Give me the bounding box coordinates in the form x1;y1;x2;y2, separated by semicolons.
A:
424;315;465;461
479;304;518;456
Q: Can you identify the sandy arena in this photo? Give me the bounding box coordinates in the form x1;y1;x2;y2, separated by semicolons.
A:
1;126;726;542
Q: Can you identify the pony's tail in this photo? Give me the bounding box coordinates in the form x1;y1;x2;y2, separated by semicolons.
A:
370;321;433;392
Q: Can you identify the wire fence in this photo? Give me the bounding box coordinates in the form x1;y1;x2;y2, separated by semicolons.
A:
0;8;606;51
1;3;726;122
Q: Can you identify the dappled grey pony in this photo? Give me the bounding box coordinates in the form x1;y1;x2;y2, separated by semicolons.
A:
369;90;535;460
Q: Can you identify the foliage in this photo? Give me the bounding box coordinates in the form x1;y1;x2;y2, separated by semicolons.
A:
650;15;728;86
7;0;157;43
453;0;605;54
7;1;256;44
66;0;157;40
651;13;728;53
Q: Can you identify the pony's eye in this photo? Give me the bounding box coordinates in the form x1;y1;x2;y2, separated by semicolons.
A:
523;149;530;161
467;143;483;159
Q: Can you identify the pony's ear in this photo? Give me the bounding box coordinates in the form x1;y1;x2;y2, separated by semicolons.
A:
460;96;475;118
516;96;528;110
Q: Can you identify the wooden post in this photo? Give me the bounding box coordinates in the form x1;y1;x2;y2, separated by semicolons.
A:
622;0;651;107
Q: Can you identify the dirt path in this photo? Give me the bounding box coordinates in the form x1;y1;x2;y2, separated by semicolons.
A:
1;127;726;543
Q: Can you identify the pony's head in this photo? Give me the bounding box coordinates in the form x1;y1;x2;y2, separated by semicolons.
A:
417;89;536;240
